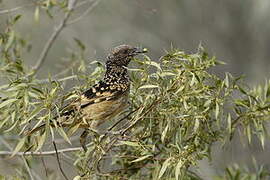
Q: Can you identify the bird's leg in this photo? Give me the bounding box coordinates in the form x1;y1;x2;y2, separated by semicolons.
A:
80;130;89;152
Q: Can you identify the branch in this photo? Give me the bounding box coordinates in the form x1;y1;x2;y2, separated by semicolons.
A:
53;141;69;180
0;146;83;157
0;3;33;15
32;0;78;74
67;0;101;25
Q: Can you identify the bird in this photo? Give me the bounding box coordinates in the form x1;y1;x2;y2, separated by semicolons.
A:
25;44;147;151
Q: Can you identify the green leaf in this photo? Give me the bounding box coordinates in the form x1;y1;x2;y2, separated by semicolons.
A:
73;176;81;180
13;15;22;24
246;124;251;144
22;106;44;124
5;30;15;51
57;127;71;144
158;158;172;179
118;141;140;147
175;159;184;180
224;73;229;87
34;6;40;22
161;125;169;143
227;113;231;134
215;101;219;119
138;85;159;90
131;155;152;163
35;132;47;152
193;118;200;132
190;73;196;86
12;137;26;157
74;38;85;51
0;99;18;109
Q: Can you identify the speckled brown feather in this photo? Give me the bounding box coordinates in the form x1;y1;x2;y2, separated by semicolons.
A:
25;45;147;137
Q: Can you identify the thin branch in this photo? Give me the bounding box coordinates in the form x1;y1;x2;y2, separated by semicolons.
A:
0;137;42;180
107;106;141;132
0;3;33;15
32;0;78;74
53;141;69;180
0;146;83;156
40;151;49;177
67;0;101;25
22;157;35;180
37;75;78;83
75;0;94;8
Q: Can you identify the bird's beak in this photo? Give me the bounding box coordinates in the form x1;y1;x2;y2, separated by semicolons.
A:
134;47;148;54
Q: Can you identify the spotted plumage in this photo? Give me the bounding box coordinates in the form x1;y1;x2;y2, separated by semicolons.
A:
26;44;147;151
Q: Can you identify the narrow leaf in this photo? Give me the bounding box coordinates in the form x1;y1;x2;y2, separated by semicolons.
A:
175;159;184;180
12;137;26;157
131;155;152;163
57;127;71;144
161;125;169;143
119;141;140;147
35;132;47;152
138;85;159;90
0;99;17;109
215;101;219;119
34;6;40;22
158;158;172;179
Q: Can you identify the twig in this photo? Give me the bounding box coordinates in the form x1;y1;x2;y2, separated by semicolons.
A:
67;0;101;25
0;146;82;156
32;0;78;74
0;3;33;15
121;97;161;135
107;106;141;132
40;151;49;177
0;137;42;180
37;75;78;83
53;141;69;180
22;157;35;180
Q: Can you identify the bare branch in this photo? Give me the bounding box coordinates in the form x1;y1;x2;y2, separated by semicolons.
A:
0;3;33;15
0;137;42;180
32;0;78;74
23;157;35;180
53;141;69;180
67;0;101;25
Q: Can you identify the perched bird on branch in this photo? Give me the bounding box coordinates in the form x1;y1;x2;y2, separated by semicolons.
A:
26;44;147;151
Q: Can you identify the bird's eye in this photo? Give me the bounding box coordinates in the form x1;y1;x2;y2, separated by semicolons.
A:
123;49;128;54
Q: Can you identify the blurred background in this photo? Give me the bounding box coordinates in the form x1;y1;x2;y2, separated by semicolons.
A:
1;0;270;179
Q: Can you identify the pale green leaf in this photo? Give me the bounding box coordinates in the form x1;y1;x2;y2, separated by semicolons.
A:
227;113;231;134
175;159;184;180
12;137;26;157
0;99;18;109
190;73;196;86
143;59;161;70
131;155;152;163
193;118;200;132
34;6;39;22
57;127;71;144
73;176;81;180
158;158;172;179
215;101;219;119
246;124;251;144
119;141;140;147
138;85;159;90
161;125;169;143
5;30;15;51
35;132;47;152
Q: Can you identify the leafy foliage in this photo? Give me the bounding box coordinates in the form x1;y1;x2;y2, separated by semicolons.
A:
0;1;270;179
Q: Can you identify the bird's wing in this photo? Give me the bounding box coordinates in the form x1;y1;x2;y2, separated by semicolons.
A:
60;80;126;116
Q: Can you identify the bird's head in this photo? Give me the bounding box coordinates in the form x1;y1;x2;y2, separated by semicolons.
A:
107;44;147;67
